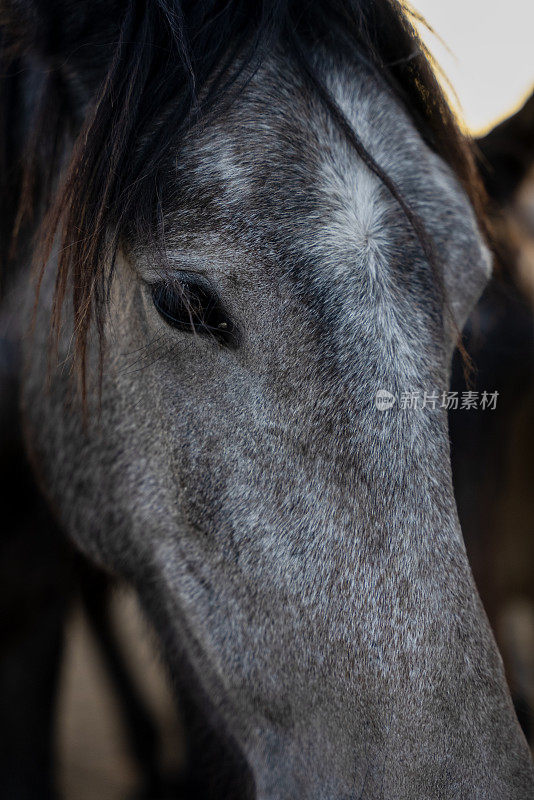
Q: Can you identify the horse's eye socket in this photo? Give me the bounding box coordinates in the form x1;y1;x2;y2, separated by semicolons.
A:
151;281;236;345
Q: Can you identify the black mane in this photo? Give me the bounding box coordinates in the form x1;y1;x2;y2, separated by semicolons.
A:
0;0;485;386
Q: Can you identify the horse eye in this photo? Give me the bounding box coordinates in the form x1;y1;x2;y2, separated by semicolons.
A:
151;280;236;345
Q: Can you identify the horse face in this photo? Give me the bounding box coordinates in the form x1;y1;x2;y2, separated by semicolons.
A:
24;53;533;800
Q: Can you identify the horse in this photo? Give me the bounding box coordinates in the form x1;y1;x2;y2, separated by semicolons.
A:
1;1;533;797
450;92;534;742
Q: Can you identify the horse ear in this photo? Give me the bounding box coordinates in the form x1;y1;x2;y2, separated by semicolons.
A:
1;0;127;97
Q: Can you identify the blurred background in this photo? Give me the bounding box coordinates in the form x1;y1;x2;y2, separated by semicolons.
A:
415;0;534;135
4;2;534;799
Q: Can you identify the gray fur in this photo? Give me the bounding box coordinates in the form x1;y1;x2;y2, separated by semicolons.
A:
15;50;534;798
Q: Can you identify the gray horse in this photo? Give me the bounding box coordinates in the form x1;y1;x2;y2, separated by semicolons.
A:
1;0;533;797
